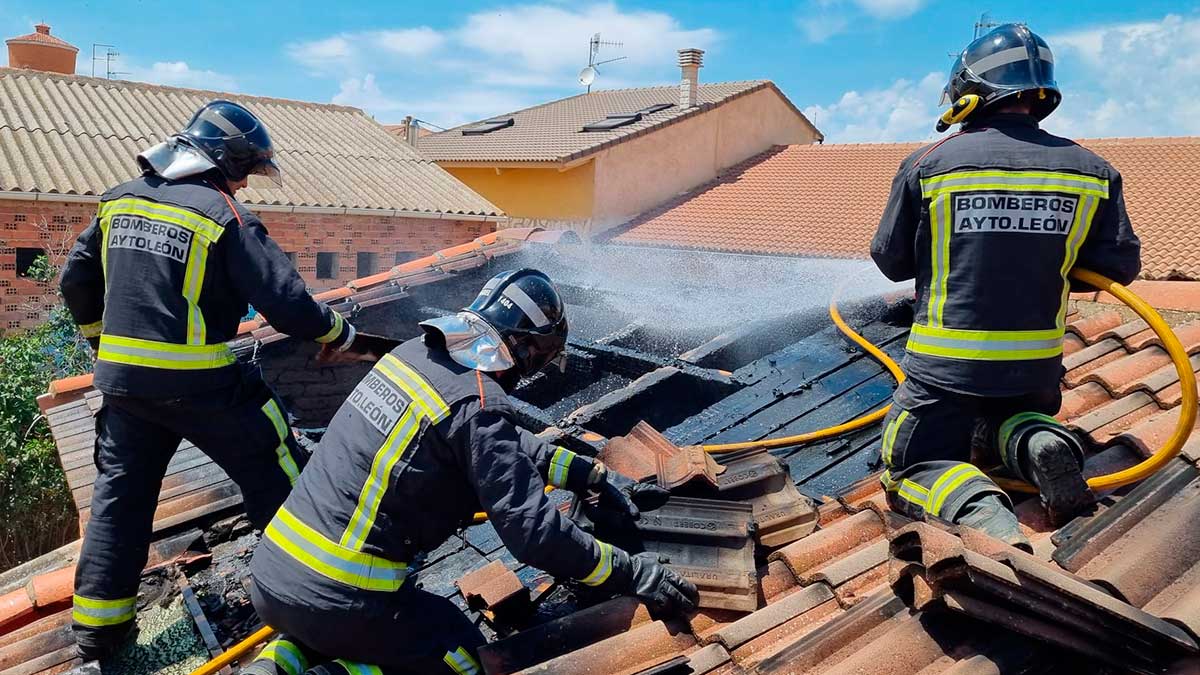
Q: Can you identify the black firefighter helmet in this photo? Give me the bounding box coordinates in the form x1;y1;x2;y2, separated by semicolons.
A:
421;269;568;377
938;23;1060;131
177;100;282;185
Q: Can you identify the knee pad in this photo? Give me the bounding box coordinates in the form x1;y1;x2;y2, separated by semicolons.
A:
999;413;1084;483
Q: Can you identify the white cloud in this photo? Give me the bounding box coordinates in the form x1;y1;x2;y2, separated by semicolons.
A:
287;27;445;75
1045;14;1200;138
331;74;536;128
287;3;719;125
455;4;717;79
126;61;239;92
804;72;942;143
798;0;927;42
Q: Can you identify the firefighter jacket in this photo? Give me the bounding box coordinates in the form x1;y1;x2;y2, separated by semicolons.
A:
60;174;351;398
871;114;1141;396
250;336;614;607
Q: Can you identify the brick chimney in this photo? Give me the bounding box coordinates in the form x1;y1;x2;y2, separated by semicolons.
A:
678;48;704;108
6;23;79;74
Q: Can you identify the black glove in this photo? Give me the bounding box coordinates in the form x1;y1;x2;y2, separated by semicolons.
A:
610;549;698;617
582;463;670;526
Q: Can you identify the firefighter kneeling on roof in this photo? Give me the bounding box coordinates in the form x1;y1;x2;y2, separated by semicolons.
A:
246;269;699;675
870;24;1141;549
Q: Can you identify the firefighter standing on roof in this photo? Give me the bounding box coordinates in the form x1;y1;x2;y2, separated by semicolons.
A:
246;269;698;675
870;24;1141;547
59;101;364;661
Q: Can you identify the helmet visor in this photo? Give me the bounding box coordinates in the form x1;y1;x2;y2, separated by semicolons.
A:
246;158;283;189
419;312;516;372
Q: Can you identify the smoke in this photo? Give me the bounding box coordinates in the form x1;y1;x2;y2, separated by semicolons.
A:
525;243;903;342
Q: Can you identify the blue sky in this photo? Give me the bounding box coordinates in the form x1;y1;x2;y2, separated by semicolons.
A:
4;1;1198;142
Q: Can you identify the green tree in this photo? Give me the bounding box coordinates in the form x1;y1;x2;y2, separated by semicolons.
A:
0;254;93;568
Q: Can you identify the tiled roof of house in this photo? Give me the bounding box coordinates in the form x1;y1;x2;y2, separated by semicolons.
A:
418;81;818;164
4;25;77;51
610;136;1200;279
6;237;1200;673
0;68;501;216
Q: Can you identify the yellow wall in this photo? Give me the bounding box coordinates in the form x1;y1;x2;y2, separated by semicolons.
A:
446;162;595;220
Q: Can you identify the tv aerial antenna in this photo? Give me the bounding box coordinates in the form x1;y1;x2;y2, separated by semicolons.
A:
578;33;626;92
974;12;1001;39
91;44;128;79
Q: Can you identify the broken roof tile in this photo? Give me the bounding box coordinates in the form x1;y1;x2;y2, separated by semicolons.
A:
456;560;529;613
656;445;725;491
600;422;681;484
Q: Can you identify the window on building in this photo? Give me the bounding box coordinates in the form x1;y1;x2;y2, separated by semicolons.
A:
356;252;379;277
582;112;642;132
394;251;419;266
462;117;514;136
15;248;45;278
316;252;338;280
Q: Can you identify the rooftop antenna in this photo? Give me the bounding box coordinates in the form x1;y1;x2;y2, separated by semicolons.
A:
578;32;626;92
974;12;1000;39
91;43;128;79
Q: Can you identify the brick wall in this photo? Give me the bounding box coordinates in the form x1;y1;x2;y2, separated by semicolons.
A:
0;197;493;333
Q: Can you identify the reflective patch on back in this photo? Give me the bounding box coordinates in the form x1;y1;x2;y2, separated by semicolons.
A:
107;214;193;262
348;369;411;435
952;194;1079;236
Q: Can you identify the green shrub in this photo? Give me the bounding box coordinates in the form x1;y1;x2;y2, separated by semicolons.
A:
0;255;92;569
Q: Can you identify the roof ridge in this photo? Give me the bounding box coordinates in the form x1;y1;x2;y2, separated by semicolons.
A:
432;79;771;135
0;67;367;114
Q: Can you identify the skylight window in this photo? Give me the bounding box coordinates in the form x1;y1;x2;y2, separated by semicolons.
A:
582;112;643;132
635;103;674;115
462;117;514;135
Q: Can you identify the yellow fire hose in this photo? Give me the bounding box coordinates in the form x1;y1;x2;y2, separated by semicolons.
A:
701;268;1198;494
188;625;275;675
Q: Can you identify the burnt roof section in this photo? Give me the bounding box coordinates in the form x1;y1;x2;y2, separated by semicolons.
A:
15;237;1200;674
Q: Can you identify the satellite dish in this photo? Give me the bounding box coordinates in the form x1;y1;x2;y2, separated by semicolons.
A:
578;66;596;86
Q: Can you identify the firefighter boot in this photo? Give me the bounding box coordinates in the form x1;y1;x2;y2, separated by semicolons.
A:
242;637;314;675
956;494;1033;553
1021;429;1094;526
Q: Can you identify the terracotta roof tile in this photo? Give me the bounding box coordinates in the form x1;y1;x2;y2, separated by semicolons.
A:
1068;311;1126;343
1080;346;1173;394
610;137;1200;280
1062;333;1086;356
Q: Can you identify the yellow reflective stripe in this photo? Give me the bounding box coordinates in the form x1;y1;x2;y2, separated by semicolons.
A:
998;412;1061;465
907;323;1064;361
443;647;481;675
100;197;224;244
881;470;931;511
927;193;950;327
548;447;575;488
928;464;986;517
72;594;136;627
924;169;1110;187
333;660;383;675
259;639;307;675
79;320;104;338
1058;194;1101;329
341;406;422;550
264;507;408;592
97;334;236;370
182;234;212;345
920;170;1109;198
315;312;345;344
581;541;614;586
377;354;450;421
262;399;300;485
882;410;909;467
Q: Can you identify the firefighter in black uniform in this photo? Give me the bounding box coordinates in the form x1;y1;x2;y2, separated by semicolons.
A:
247;269;699;675
871;24;1141;547
60;101;361;660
